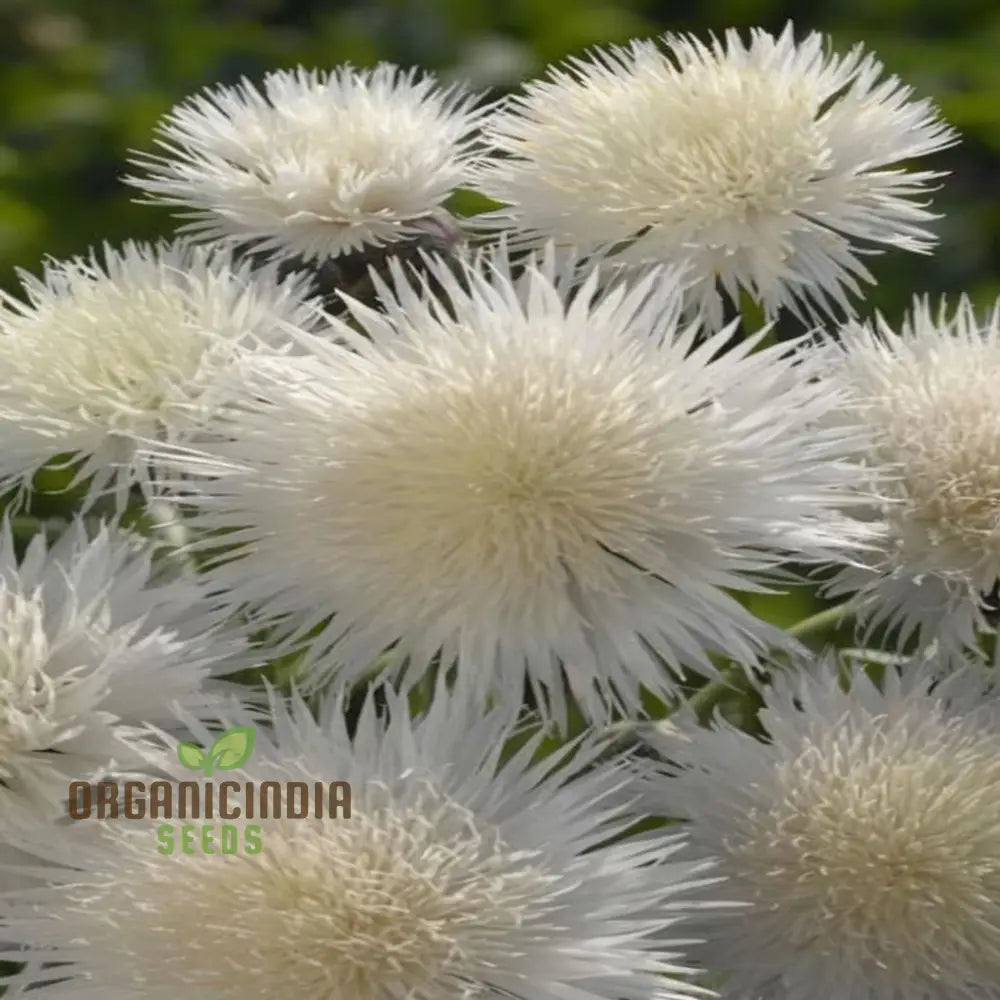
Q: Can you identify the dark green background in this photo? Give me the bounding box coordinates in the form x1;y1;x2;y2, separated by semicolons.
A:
2;0;998;315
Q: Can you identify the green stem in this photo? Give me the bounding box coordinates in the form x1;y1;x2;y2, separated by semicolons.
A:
684;666;747;723
785;601;854;642
681;601;856;725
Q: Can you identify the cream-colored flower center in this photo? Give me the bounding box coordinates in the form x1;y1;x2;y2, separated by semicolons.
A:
8;276;217;429
512;59;830;233
723;718;1000;982
631;67;829;225
871;355;1000;586
319;347;682;612
67;784;553;999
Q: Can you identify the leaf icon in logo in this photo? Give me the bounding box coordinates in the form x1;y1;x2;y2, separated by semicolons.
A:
177;742;206;771
205;725;255;776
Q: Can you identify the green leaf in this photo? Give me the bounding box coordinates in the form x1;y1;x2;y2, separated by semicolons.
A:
177;742;206;771
207;726;256;773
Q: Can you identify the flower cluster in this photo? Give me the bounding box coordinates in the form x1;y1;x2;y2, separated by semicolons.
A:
1;24;999;1000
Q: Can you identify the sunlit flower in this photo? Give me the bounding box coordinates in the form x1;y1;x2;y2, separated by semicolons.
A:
0;239;321;508
0;516;246;826
0;686;716;1000
820;295;1000;663
127;64;487;261
643;656;1000;1000
473;24;957;330
146;246;871;723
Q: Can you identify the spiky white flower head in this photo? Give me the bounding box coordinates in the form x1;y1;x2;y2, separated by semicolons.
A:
642;656;1000;1000
146;245;872;723
0;239;322;509
0;685;717;1000
472;23;957;331
819;295;1000;664
0;515;248;827
126;64;487;261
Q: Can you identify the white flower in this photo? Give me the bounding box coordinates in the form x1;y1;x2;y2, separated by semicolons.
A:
643;657;1000;1000
0;515;247;826
819;295;1000;664
472;23;957;331
0;239;322;508
0;686;716;1000
126;64;487;261
146;246;871;723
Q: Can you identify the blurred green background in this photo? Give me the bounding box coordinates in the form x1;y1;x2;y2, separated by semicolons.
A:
2;0;999;314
